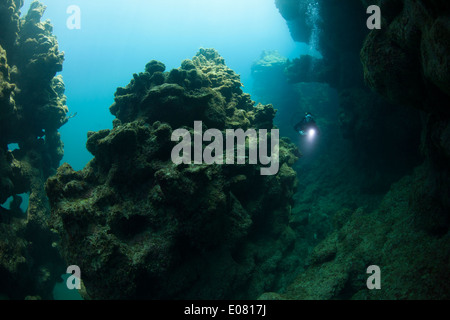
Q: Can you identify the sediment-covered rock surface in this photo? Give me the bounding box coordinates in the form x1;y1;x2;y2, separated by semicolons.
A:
46;49;302;299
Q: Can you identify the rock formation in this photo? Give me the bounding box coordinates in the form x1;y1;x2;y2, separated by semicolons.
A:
0;0;68;299
261;0;450;299
46;48;302;299
360;0;450;210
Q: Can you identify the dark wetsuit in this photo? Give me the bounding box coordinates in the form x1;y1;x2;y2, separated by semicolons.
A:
294;114;319;135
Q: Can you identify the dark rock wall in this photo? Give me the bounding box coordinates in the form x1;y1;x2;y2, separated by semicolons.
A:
264;0;450;299
46;49;302;299
360;0;450;212
0;0;67;299
278;0;424;192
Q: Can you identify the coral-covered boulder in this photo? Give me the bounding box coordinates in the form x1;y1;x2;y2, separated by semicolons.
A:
46;49;301;299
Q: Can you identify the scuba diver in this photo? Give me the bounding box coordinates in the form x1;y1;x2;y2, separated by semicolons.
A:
294;112;320;137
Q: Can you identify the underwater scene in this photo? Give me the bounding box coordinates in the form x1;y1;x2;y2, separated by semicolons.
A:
0;0;449;302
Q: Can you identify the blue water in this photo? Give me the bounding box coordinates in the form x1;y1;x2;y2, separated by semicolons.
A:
22;0;310;171
0;193;29;213
52;274;83;300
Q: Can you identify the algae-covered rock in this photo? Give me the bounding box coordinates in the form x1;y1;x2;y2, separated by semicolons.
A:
46;49;301;299
0;0;67;299
265;165;450;300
